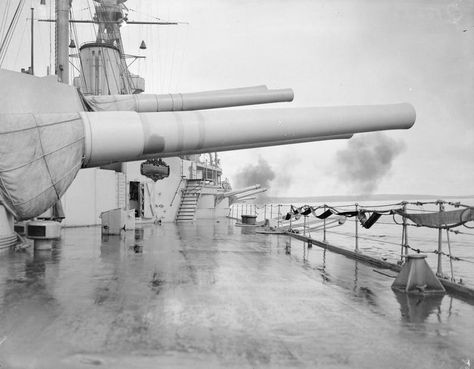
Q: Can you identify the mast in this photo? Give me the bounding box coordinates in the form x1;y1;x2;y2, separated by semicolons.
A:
30;7;34;75
55;0;71;83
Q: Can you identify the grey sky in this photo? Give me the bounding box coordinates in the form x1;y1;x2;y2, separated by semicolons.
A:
137;0;473;196
2;0;473;196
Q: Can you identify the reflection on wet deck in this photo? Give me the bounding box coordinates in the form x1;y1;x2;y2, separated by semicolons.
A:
0;219;472;368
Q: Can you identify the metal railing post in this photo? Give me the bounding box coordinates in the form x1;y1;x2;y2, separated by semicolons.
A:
355;203;359;252
277;204;281;229
446;229;454;281
323;204;327;243
270;204;273;220
437;202;444;276
303;215;307;236
264;204;267;222
401;203;408;261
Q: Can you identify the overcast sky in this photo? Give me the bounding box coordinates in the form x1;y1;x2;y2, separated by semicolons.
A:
2;0;473;196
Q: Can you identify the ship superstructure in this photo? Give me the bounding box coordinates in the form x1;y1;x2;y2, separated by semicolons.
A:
60;0;253;225
0;0;415;246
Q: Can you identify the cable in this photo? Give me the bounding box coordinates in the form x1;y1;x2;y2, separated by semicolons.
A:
0;0;13;41
0;0;25;66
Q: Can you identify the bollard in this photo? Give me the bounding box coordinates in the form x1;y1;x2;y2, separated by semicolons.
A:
241;215;257;225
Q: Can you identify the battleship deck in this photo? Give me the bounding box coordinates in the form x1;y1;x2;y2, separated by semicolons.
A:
0;219;473;368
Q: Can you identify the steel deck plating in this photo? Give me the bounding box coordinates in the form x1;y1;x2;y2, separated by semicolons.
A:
0;219;473;368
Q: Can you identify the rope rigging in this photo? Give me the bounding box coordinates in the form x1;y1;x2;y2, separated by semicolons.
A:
0;0;25;67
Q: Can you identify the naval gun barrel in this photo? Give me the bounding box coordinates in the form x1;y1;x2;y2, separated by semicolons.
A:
223;185;262;198
81;103;415;167
84;87;294;112
234;187;268;199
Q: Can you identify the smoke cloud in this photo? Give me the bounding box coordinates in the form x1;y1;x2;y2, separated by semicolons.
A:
234;157;276;189
335;133;406;194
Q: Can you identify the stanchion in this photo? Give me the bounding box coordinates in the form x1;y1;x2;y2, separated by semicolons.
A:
436;202;444;277
355;203;359;252
401;203;408;261
446;229;454;281
323;204;327;243
277;204;281;229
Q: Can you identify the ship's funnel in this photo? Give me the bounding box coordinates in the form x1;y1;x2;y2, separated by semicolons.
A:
84;88;294;112
81;103;415;167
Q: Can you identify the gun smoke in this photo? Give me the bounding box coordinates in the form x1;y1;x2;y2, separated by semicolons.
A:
335;133;406;194
234;157;276;189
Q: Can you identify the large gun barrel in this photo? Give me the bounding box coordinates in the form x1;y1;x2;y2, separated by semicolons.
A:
223;185;262;198
81;103;415;167
84;88;294;112
234;188;268;199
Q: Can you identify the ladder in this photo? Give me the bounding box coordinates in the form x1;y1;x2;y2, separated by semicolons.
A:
175;180;202;222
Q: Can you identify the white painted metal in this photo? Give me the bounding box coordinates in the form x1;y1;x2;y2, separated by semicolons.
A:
73;45;124;95
100;208;135;234
0;206;16;249
81;111;144;164
223;185;261;198
85;88;294;112
81;103;416;167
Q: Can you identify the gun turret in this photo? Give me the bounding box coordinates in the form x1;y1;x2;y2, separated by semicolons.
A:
0;69;416;220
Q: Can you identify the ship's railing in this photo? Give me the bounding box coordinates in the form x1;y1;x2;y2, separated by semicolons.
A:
229;200;474;287
228;203;258;219
169;176;186;207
